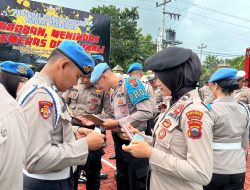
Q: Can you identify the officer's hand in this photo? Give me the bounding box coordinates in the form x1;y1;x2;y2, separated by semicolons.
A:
78;116;94;126
120;124;140;140
76;128;93;139
122;140;152;158
102;119;119;130
86;132;105;151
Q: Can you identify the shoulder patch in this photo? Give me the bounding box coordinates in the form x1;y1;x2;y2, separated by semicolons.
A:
39;101;53;119
187;120;202;139
128;77;139;88
186;110;203;120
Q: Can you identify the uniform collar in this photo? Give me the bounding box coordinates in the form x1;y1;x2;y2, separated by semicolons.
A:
34;72;58;92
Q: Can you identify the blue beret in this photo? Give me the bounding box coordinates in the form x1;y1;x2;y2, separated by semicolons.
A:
91;54;104;62
0;61;34;79
209;68;238;83
57;40;95;75
145;47;192;71
90;63;110;83
127;63;142;74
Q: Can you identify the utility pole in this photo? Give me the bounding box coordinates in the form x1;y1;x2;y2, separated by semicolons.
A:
197;43;207;62
156;0;181;51
156;0;169;52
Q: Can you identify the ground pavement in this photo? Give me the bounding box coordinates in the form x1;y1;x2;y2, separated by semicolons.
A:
79;131;250;190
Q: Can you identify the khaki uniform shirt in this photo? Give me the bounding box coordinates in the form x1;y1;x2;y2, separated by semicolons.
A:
199;85;215;104
211;96;249;174
0;84;28;190
111;78;153;131
63;80;113;118
17;72;88;174
234;86;250;107
143;81;158;117
145;89;213;190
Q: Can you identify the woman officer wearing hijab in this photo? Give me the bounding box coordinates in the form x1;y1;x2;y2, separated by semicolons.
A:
0;61;34;98
122;47;213;190
203;68;249;190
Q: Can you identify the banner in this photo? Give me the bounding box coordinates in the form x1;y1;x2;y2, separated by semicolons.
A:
0;0;111;64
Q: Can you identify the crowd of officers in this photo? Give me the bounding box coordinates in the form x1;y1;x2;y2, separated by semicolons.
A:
0;40;249;190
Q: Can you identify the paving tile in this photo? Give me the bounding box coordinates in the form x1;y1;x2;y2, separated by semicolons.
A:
79;132;250;190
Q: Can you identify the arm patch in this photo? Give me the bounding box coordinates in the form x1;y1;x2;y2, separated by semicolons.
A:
125;76;149;105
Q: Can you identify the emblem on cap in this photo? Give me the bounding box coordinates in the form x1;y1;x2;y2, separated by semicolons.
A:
84;65;93;73
16;65;28;75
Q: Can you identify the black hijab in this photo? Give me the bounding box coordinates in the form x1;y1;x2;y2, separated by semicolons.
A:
0;71;22;98
148;52;201;103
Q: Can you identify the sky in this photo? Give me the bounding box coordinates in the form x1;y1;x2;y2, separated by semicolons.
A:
33;0;250;60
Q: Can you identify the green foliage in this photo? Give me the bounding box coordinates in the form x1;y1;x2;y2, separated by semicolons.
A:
90;5;156;70
200;55;221;85
226;56;245;70
202;55;222;71
200;54;246;86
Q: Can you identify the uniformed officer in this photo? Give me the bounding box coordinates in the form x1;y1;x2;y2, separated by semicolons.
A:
199;82;215;104
127;62;157;136
234;70;250;108
63;72;112;190
16;40;105;190
148;74;163;104
148;74;171;112
122;47;214;190
90;63;153;190
203;68;249;190
127;63;157;113
0;64;29;190
0;61;33;98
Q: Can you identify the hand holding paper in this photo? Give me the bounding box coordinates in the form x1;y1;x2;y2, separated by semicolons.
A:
122;140;152;158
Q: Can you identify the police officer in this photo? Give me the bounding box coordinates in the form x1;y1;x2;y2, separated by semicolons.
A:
234;70;250;108
127;62;157;136
63;65;112;189
90;63;153;190
203;68;249;190
127;63;157;114
122;47;214;190
199;82;215;104
148;74;163;105
148;74;171;112
17;40;105;190
0;62;31;190
0;61;34;98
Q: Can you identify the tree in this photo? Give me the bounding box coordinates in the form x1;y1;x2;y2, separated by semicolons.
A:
203;55;221;71
90;5;156;70
226;56;245;70
200;55;221;85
